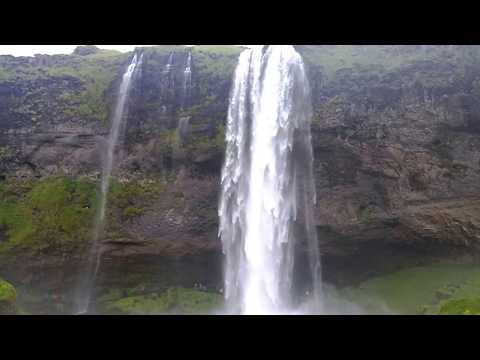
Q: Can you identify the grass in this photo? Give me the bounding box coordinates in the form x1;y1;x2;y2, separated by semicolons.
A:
0;48;130;122
0;176;168;258
0;176;97;256
297;45;480;84
192;46;241;92
438;298;480;315
107;178;166;221
191;45;243;56
98;287;223;315
341;263;480;314
156;122;225;160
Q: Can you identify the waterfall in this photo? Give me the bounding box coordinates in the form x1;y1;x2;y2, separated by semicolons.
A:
164;52;174;74
182;52;192;108
219;45;321;315
163;52;175;90
74;53;143;314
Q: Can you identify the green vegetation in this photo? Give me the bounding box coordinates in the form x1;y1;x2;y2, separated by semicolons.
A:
184;123;225;156
192;46;241;100
341;263;480;314
141;45;189;56
358;205;375;223
192;45;243;56
47;51;128;122
438;298;480;315
156;122;225;162
157;129;181;153
0;146;13;160
177;94;218;118
0;176;97;256
300;45;388;80
99;287;223;315
298;45;480;85
0;47;130;122
194;51;239;81
0;278;17;314
108;178;166;221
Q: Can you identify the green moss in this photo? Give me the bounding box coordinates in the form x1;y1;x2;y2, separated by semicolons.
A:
0;146;13;160
99;287;223;315
192;45;243;56
297;45;480;87
184;123;225;157
342;263;480;314
173;287;223;314
0;176;97;256
0;49;130;122
438;298;480;315
157;124;224;159
0;278;17;314
96;288;125;304
107;178;165;222
157;130;181;153
46;59;126;122
0;67;9;80
122;206;144;219
298;45;392;81
192;46;241;96
102;293;171;315
358;205;375;223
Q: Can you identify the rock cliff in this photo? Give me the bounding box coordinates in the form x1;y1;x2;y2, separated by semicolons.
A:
1;45;480;301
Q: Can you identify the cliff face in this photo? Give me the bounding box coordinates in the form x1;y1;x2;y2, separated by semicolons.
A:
300;45;480;281
1;45;480;296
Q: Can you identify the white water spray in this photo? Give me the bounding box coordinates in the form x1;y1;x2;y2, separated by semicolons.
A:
74;53;143;314
219;46;321;315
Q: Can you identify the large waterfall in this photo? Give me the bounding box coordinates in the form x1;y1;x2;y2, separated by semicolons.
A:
219;45;321;315
74;53;143;314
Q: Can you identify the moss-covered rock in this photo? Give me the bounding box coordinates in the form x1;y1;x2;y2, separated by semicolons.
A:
0;278;17;314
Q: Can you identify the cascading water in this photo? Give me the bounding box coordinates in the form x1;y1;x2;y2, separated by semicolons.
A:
163;52;175;90
219;45;321;315
74;53;143;314
182;52;192;108
164;52;174;74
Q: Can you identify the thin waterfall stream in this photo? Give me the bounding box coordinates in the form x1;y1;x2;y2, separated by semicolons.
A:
182;51;192;109
74;53;143;314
